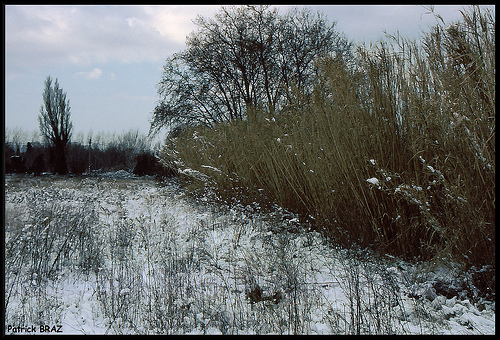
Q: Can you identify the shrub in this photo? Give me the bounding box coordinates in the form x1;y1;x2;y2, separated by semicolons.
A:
31;154;46;176
133;152;177;178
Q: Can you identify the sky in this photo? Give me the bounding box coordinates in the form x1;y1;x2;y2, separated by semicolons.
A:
4;4;495;141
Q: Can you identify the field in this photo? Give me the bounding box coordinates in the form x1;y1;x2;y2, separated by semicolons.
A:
4;173;495;334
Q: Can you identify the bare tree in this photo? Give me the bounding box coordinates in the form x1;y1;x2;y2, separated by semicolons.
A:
150;5;352;134
38;76;73;174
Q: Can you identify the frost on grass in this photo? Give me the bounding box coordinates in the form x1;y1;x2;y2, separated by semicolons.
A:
4;174;495;335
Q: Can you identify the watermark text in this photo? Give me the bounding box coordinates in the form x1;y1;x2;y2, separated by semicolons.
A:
6;324;63;334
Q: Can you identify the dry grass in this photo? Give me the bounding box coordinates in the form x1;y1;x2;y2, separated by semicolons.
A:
5;173;494;334
167;6;495;269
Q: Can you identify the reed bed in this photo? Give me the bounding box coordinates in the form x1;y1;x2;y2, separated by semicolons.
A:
167;6;495;269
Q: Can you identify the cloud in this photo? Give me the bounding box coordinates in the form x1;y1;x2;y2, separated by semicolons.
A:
141;5;219;44
77;68;102;79
5;5;215;72
8;5;492;78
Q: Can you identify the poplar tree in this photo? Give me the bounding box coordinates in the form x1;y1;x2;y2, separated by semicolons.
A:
38;76;73;174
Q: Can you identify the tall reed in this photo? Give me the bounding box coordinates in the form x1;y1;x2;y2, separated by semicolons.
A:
168;6;495;268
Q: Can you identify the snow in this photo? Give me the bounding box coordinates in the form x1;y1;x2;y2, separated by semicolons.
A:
4;173;495;335
101;169;137;179
200;165;223;173
55;275;110;334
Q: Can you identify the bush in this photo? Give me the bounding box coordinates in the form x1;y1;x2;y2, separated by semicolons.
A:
133;152;176;178
4;130;162;175
8;155;26;173
31;154;46;176
66;142;89;175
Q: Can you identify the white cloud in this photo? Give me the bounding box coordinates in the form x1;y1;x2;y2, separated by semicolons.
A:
6;4;494;75
141;5;219;44
77;68;103;79
5;5;206;72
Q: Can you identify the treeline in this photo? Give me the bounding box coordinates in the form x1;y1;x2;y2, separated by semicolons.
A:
4;129;173;177
159;6;495;270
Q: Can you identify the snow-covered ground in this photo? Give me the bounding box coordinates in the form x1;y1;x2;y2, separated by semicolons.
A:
4;173;495;334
